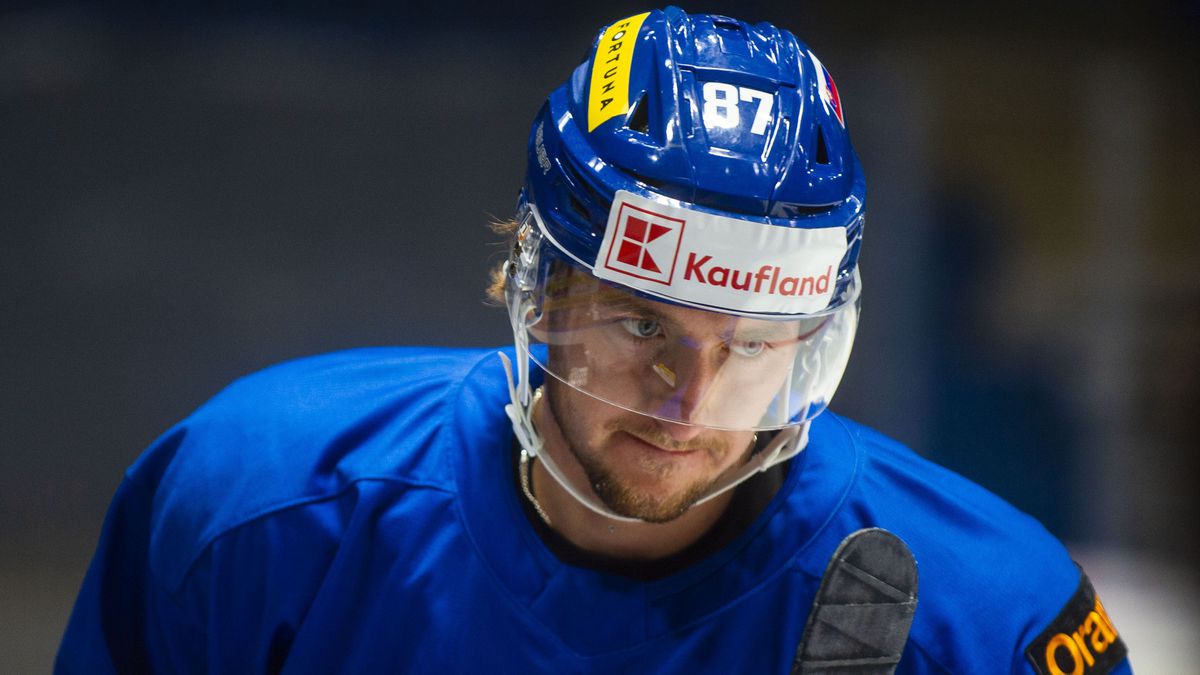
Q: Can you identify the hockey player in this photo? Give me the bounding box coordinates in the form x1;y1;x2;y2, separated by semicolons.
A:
59;8;1131;674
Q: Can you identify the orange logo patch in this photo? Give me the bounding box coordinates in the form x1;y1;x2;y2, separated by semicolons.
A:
1026;572;1127;675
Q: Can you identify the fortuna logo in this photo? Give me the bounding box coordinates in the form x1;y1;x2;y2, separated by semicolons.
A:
684;254;833;297
601;202;685;285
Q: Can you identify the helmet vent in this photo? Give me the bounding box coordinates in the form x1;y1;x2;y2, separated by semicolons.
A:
628;169;667;191
712;17;741;32
815;125;830;165
626;92;651;134
567;193;590;223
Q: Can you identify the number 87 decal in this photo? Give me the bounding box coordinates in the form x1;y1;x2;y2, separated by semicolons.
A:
701;82;773;135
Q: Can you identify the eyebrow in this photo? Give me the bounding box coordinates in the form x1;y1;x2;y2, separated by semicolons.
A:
733;315;831;343
592;286;662;314
596;287;817;342
732;326;800;342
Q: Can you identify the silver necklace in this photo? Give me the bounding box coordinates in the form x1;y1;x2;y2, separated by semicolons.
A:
519;448;552;526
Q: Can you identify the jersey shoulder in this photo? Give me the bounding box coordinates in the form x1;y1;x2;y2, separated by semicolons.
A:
816;413;1097;673
129;346;500;592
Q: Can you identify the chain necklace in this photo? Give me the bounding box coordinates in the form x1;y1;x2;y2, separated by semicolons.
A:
519;448;552;526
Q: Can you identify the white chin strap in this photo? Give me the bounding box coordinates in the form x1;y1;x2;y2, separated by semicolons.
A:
498;349;810;525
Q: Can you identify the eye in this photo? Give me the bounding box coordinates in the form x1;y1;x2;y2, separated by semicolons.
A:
730;340;766;358
620;317;662;339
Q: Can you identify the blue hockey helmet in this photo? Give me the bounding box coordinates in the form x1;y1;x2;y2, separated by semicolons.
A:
502;7;865;521
521;6;864;313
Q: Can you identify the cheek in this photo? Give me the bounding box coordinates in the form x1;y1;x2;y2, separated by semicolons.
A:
548;381;612;447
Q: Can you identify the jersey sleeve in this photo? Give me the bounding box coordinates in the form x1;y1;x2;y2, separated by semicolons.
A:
55;473;207;673
55;443;355;674
1016;568;1133;675
55;473;357;673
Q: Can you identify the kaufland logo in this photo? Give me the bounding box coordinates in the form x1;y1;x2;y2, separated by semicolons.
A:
601;202;685;285
595;191;847;315
601;201;833;299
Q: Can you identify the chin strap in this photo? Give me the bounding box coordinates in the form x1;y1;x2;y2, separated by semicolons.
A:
502;273;645;523
691;423;808;508
498;350;810;525
499;351;642;523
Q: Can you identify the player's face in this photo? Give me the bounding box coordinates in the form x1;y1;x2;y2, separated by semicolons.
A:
539;281;807;522
544;371;757;524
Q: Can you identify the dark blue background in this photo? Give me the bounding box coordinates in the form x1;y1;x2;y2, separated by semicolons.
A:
1;1;1196;668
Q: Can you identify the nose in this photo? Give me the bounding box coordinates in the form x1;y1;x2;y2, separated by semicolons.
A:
649;343;726;433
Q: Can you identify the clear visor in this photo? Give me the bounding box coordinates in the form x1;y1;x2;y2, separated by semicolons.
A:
513;248;859;432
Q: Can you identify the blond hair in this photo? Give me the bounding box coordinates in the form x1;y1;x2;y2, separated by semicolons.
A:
485;218;519;305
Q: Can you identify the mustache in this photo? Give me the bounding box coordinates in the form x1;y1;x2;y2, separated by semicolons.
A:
603;418;729;454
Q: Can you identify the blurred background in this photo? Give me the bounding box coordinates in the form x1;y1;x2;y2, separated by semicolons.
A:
1;0;1196;670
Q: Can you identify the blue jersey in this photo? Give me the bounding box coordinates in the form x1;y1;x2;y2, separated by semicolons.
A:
57;347;1131;674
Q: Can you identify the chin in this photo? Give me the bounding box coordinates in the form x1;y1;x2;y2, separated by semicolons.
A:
582;456;718;524
545;381;739;522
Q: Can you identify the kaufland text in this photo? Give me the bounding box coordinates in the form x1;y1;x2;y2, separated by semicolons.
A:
683;253;832;296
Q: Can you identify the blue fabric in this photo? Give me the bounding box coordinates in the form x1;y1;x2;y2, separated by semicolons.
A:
57;347;1132;674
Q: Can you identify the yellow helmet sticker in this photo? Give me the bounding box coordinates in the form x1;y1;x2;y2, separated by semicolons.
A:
587;12;650;132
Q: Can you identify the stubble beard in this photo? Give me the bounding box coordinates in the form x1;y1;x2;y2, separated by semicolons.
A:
544;379;744;524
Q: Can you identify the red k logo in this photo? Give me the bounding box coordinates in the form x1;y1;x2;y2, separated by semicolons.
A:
601;201;686;285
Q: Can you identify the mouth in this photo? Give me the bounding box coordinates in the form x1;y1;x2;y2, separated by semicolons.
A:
620;430;700;456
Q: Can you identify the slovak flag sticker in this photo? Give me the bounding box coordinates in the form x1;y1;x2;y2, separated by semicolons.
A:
809;50;844;127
